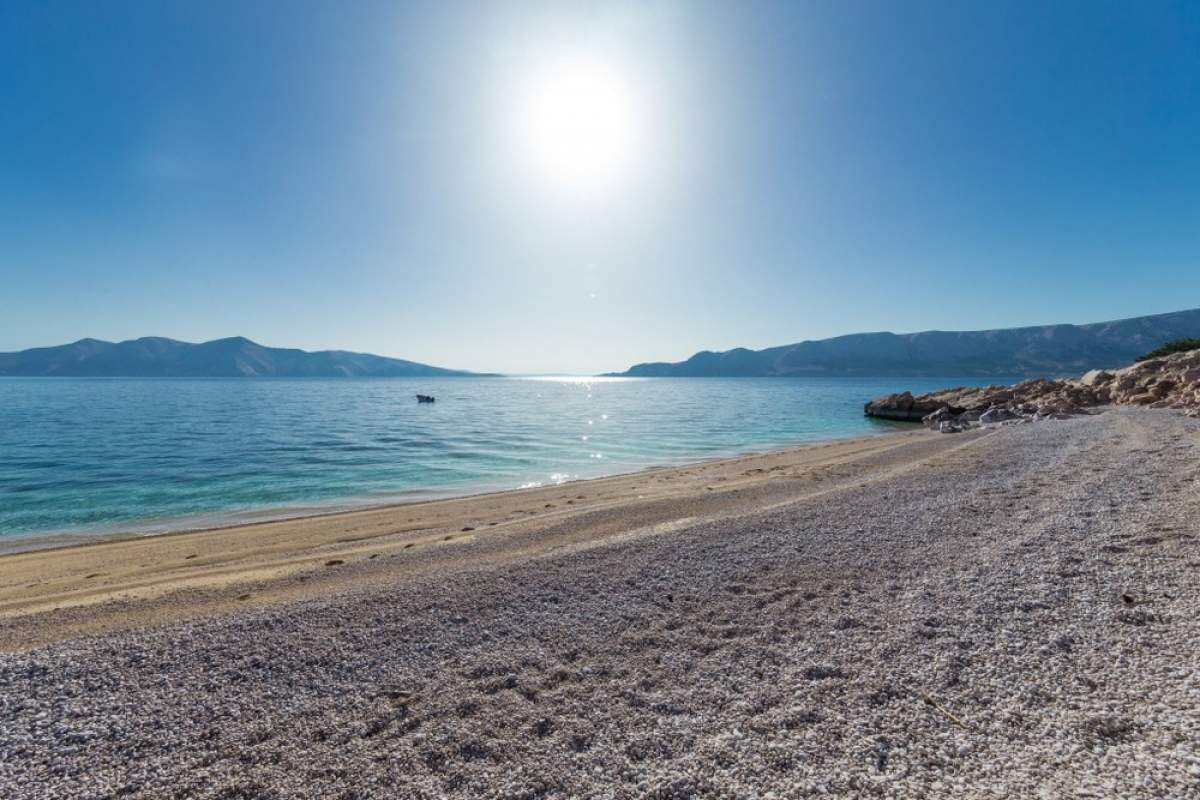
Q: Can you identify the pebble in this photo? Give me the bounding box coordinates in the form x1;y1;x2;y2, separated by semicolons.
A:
1;408;1197;798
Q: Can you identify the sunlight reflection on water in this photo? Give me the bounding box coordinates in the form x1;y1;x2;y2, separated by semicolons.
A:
0;374;1011;544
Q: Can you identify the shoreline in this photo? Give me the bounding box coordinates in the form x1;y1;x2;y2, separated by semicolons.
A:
5;407;1197;797
0;423;912;556
0;425;949;650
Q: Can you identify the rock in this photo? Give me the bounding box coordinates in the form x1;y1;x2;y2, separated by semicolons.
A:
1081;369;1114;387
866;346;1200;429
979;406;1018;425
864;392;950;422
922;407;953;429
1150;379;1176;397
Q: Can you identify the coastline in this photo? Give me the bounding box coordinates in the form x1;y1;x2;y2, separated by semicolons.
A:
0;374;955;551
5;406;1197;797
0;425;947;649
0;423;914;556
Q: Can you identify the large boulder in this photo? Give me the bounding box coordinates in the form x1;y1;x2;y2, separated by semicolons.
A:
863;391;953;422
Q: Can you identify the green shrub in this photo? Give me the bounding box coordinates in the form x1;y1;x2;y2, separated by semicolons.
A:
1136;338;1200;361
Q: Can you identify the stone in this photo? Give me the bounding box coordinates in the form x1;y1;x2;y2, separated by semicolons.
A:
1081;369;1114;387
1150;379;1176;397
922;407;953;428
864;345;1200;427
864;392;947;422
979;406;1018;425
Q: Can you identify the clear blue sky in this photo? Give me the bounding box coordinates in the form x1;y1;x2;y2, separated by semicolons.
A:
2;1;1198;373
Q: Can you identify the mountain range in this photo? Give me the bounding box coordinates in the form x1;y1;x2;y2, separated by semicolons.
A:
7;308;1200;379
0;337;490;378
607;308;1200;378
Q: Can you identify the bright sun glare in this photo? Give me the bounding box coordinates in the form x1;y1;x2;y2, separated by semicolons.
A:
515;52;644;198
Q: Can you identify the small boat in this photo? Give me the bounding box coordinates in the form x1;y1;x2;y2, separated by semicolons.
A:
416;394;436;403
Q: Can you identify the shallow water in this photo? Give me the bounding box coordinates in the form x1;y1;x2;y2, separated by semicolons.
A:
0;375;1009;545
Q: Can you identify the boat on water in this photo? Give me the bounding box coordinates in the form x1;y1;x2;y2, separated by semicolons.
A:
416;394;435;403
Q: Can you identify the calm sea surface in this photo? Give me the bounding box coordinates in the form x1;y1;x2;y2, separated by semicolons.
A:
0;376;1007;549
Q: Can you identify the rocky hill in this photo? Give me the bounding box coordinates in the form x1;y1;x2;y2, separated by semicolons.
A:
0;337;492;378
609;308;1200;378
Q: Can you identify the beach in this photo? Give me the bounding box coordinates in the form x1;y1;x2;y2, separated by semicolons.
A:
2;407;1198;797
0;427;938;649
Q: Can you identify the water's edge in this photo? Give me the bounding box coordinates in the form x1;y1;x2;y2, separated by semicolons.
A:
0;424;916;556
3;376;1012;552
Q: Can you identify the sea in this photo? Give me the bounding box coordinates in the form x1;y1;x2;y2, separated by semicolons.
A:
0;375;1008;550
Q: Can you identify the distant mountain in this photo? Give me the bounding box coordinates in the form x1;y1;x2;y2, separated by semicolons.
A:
607;308;1200;378
0;336;494;378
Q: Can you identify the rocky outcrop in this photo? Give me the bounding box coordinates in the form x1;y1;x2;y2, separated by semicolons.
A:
862;391;959;422
864;348;1200;432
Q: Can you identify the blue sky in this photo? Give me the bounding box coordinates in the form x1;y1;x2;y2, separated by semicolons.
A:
2;1;1198;373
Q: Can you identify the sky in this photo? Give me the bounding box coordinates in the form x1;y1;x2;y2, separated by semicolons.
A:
2;1;1199;374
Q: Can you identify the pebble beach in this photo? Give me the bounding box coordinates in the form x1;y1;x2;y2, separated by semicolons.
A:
2;407;1198;798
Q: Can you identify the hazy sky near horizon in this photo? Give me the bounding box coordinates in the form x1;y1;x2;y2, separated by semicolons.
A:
2;1;1199;373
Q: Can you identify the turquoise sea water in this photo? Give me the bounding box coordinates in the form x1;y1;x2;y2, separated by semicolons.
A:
0;376;1006;549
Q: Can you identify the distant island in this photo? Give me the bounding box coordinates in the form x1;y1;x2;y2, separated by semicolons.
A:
0;336;493;378
606;307;1200;378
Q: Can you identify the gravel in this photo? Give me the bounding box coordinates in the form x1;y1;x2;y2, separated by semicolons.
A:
2;406;1199;799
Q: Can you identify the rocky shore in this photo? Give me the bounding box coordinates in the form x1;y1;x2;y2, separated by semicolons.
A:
865;347;1200;432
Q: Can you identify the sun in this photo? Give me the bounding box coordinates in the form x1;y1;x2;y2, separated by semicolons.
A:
514;51;644;198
